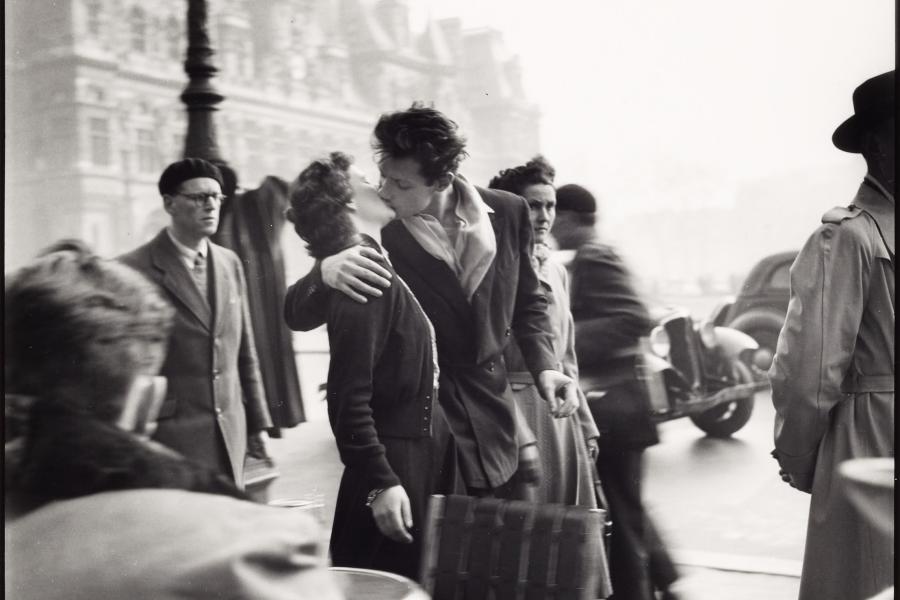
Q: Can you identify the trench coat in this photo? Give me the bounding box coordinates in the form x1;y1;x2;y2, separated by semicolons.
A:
120;230;273;487
213;176;305;433
769;177;894;600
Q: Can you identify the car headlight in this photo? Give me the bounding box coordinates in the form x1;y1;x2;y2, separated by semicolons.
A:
699;320;717;348
649;326;670;357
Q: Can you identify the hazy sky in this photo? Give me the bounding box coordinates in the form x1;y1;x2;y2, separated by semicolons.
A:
412;1;894;216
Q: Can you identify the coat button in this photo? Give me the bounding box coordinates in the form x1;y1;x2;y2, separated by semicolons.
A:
215;406;223;415
488;362;495;373
505;328;511;336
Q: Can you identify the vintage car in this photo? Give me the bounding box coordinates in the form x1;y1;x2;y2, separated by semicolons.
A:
710;250;798;372
583;309;769;438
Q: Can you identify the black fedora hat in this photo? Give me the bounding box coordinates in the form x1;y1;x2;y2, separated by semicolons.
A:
832;70;895;153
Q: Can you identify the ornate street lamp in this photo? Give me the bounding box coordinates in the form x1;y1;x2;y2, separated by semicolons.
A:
181;0;225;163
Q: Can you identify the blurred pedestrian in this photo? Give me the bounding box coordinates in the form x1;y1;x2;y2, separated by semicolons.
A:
284;152;457;580
488;156;602;507
4;240;247;519
3;241;340;598
553;184;680;600
283;103;579;499
120;158;273;488
769;70;894;600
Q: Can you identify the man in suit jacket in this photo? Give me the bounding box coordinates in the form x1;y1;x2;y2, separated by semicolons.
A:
121;158;272;488
284;104;579;498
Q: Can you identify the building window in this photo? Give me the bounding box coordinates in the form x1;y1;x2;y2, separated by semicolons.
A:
130;7;147;53
85;0;103;37
167;16;182;61
89;117;111;166
136;128;157;173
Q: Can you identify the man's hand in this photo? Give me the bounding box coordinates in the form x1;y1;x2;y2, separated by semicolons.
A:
321;245;392;303
370;485;413;543
247;430;271;460
537;370;580;418
586;437;599;461
517;442;543;485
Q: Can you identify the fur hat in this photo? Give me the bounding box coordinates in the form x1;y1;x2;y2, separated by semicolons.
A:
158;158;225;196
832;70;895;153
555;183;597;214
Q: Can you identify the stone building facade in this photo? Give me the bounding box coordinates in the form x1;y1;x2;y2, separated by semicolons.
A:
5;0;541;269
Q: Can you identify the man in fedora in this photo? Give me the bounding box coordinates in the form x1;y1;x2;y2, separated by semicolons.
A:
769;70;894;600
121;158;273;489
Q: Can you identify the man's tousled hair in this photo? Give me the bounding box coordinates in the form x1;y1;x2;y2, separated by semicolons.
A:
372;102;468;184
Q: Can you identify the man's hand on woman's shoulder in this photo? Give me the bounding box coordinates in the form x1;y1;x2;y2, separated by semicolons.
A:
321;245;392;303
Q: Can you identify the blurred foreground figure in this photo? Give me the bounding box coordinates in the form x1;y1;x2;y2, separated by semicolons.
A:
5;242;340;600
120;158;273;488
552;185;680;600
285;152;456;580
769;70;894;600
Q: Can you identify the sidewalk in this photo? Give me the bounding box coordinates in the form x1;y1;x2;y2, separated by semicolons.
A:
267;415;801;600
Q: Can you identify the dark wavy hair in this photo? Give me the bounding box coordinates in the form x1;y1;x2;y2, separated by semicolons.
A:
5;240;174;422
286;152;358;259
488;155;556;196
372;102;468;184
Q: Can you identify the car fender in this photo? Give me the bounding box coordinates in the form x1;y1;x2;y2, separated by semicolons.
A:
727;310;784;336
713;326;758;360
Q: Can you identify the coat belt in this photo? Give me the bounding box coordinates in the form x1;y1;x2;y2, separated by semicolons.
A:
840;374;895;393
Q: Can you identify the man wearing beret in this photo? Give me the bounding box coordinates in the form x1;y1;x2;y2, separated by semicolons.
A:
769;70;894;600
552;184;680;600
120;158;273;488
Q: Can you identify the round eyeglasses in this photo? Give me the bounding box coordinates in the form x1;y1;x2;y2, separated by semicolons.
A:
177;192;226;206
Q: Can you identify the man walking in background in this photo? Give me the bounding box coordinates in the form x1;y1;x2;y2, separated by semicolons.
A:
553;183;680;600
121;158;273;488
769;70;894;600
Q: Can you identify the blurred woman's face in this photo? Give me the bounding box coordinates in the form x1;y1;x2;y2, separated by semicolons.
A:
523;183;556;245
348;166;395;227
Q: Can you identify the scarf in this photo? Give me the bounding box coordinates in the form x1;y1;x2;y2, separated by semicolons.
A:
401;175;497;300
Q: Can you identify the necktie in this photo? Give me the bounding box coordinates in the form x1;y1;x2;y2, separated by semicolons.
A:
192;252;209;302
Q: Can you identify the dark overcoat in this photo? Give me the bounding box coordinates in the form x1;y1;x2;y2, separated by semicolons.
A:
213;176;305;432
120;230;272;487
770;178;894;600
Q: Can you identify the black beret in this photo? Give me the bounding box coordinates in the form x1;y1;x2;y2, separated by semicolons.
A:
158;158;225;196
555;183;596;214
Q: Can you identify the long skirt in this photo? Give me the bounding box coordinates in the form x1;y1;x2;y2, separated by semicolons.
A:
329;405;460;581
511;382;598;508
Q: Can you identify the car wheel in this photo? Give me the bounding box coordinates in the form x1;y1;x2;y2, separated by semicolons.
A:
689;362;755;438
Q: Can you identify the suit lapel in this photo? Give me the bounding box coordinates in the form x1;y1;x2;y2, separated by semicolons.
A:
471;210;504;364
385;221;473;323
150;232;212;330
209;244;233;336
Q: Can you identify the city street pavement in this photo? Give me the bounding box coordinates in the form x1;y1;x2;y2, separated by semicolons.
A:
267;382;804;599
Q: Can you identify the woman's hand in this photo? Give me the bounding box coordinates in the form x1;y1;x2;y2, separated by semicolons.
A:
369;485;413;543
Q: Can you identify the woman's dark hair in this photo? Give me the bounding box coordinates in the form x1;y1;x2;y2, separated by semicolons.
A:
372;102;468;184
5;241;174;422
286;152;358;259
488;155;556;196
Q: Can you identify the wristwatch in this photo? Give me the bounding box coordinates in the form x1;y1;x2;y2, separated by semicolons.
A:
365;488;385;507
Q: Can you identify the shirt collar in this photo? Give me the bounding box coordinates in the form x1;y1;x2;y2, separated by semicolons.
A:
166;227;208;262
